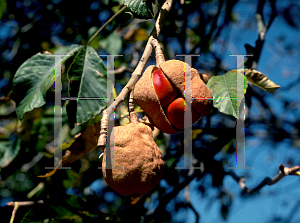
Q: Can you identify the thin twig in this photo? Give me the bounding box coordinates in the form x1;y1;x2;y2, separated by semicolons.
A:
227;164;300;195
208;0;224;40
9;202;19;223
7;200;44;207
7;200;45;222
87;5;127;45
245;0;277;69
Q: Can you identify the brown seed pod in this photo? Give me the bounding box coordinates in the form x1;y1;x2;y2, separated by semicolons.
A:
102;122;163;197
133;59;213;134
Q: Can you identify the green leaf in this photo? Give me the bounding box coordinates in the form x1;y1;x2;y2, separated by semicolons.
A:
0;0;7;21
207;70;248;119
113;0;123;4
64;194;89;210
99;31;122;55
13;45;83;121
123;0;159;19
0;138;21;168
67;46;107;124
243;69;280;94
53;45;82;55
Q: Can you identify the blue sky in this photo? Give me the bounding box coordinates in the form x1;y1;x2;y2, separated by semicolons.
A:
1;1;299;222
65;0;300;221
174;1;300;222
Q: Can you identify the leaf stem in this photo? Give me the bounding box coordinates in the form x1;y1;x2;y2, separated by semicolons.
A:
87;5;127;46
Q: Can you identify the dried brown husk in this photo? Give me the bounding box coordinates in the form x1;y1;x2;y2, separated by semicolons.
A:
102;122;163;197
133;65;178;134
133;60;213;134
160;60;212;116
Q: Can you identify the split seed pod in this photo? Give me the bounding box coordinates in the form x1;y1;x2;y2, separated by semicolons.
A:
102;122;163;197
133;60;213;134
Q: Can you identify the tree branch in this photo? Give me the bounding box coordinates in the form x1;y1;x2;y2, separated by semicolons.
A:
151;38;165;66
7;200;44;207
245;0;277;69
145;170;200;220
97;0;173;147
227;164;300;195
7;200;44;223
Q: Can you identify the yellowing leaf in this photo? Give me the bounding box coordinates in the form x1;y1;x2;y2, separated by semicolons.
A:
130;196;140;205
192;129;202;139
38;151;71;178
243;69;280;94
134;28;149;41
39;122;100;178
123;28;149;42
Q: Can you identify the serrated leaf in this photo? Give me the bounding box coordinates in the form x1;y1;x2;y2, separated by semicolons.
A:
13;45;83;121
99;31;122;55
207;71;248;119
123;0;158;19
67;46;107;124
243;69;280;94
0;138;21;168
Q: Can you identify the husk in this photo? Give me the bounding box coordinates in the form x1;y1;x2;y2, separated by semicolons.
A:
159;60;213;116
133;60;213;134
133;65;179;134
102;122;163;197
